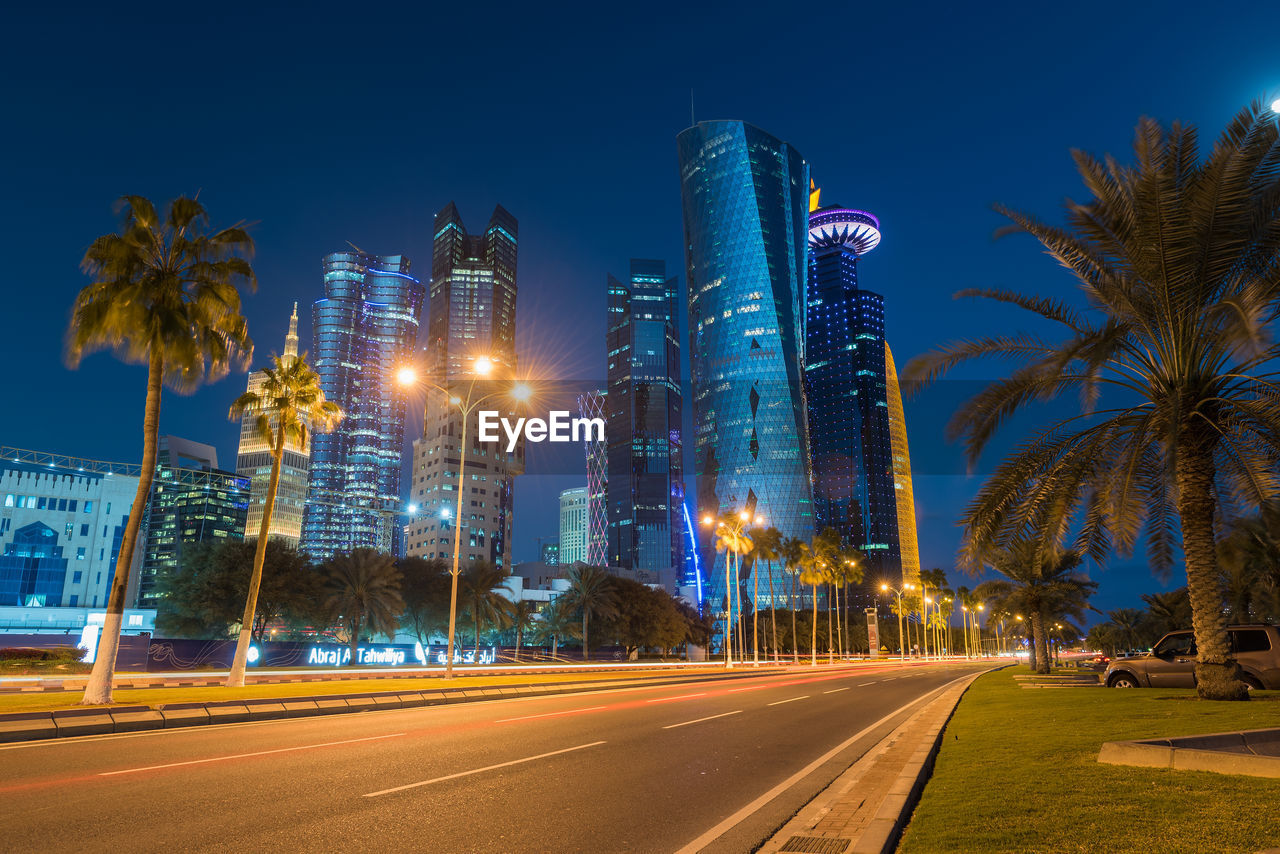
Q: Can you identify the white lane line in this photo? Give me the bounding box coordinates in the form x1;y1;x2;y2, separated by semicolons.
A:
494;705;605;723
766;696;809;706
824;687;851;694
662;710;742;729
646;693;708;703
857;682;878;687
99;733;403;776
364;741;607;797
672;671;986;854
728;685;770;693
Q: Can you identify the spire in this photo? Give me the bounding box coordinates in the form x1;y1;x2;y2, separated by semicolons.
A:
284;302;299;360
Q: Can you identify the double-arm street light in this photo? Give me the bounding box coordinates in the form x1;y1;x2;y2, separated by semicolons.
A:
702;510;762;668
880;582;911;661
398;355;532;679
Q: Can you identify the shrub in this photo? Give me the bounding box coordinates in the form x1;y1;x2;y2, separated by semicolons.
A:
0;646;87;663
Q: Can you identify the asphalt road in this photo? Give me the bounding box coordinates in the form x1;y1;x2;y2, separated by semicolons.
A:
0;661;988;853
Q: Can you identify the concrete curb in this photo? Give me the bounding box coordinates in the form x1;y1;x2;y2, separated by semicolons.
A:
0;668;792;744
1098;727;1280;778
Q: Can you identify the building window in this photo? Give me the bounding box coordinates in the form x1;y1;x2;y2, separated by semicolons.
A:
73;571;83;584
70;595;79;607
80;524;89;537
84;501;93;513
76;547;86;560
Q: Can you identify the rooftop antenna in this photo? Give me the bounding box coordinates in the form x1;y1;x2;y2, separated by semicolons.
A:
345;240;365;254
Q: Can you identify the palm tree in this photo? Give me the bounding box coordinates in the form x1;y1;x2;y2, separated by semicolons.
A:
1142;588;1193;635
508;600;537;662
1103;607;1151;653
797;538;832;667
563;565;618;660
918;568;948;659
459;561;513;654
751;527;783;662
975;543;1097;674
905;105;1280;699
68;195;254;705
780;537;805;662
712;522;754;665
322;549;405;663
535;596;578;660
225;352;341;687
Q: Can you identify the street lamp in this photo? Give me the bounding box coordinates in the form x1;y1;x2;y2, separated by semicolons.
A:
1271;98;1280;115
399;355;532;678
881;583;908;662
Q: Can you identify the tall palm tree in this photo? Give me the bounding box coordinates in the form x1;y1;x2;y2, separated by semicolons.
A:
508;599;537;662
918;568;948;659
751;527;783;662
905;104;1280;699
459;561;513;654
68;195;254;705
1104;607;1151;653
536;596;578;660
713;522;753;665
225;352;341;687
974;543;1097;674
322;548;405;664
797;539;831;667
563;564;618;660
780;537;805;662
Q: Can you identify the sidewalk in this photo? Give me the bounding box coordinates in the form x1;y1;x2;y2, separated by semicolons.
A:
757;670;985;854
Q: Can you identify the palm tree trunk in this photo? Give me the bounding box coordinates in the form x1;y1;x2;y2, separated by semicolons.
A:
810;584;818;667
349;616;362;665
515;626;522;662
752;556;760;665
227;424;285;687
1029;608;1050;674
790;571;799;663
826;584;834;664
1174;441;1246;699
582;612;590;661
81;349;163;706
767;559;778;662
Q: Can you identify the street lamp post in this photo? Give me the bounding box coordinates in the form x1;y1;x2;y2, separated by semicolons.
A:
881;583;908;662
398;357;531;679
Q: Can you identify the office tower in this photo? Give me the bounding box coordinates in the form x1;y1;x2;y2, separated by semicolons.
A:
805;201;901;578
885;346;921;586
558;487;588;565
0;447;142;610
605;260;683;582
578;390;608;566
137;437;249;609
301;252;424;560
540;541;560;565
406;204;522;568
677;120;814;611
235;304;310;546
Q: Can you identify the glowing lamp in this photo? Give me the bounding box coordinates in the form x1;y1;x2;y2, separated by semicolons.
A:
511;382;533;402
396;367;418;386
474;356;494;376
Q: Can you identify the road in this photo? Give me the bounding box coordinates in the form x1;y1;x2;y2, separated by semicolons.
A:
0;661;988;853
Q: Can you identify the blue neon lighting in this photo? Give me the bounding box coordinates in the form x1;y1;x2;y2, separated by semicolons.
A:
682;500;703;605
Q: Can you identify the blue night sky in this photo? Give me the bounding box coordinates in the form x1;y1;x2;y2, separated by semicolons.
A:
2;1;1277;618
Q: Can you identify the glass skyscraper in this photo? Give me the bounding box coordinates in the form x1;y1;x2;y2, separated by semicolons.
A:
406;204;522;569
301;252;425;560
605;260;683;584
677;120;813;610
805;203;901;579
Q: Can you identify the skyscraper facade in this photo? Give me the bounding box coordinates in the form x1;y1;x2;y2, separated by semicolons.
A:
137;437;249;609
235;304;310;546
406;204;522;569
886;346;921;587
578;389;608;567
804;203;901;578
301;252;424;560
605;260;683;582
558;487;588;565
677;120;814;609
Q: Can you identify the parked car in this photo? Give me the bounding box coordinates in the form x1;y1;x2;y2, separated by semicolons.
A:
1103;625;1280;689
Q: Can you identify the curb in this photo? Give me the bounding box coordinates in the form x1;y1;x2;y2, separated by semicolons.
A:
0;668;789;745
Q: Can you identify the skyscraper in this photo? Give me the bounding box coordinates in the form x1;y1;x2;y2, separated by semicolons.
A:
558;487;588;565
605;260;683;582
301;252;424;560
578;389;608;566
406;204;522;568
677;120;813;610
235;303;310;546
137;437;249;609
885;346;921;587
804;201;901;578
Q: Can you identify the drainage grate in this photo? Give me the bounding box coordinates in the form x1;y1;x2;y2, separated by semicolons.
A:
779;836;852;854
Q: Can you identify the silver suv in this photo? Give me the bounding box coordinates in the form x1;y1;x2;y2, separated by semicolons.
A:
1103;625;1280;689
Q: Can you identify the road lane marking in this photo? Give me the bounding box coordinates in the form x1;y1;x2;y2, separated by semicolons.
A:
825;688;851;694
672;671;989;854
363;741;607;797
646;693;708;703
99;733;403;776
728;685;770;693
662;710;742;729
766;696;809;706
857;682;877;687
494;706;605;723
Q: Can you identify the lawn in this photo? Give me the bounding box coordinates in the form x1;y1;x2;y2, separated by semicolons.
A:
899;668;1280;854
0;666;738;713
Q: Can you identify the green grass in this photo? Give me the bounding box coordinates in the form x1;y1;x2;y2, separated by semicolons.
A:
899;668;1280;854
0;666;737;713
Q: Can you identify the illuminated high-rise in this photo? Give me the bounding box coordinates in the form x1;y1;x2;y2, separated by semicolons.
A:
235;303;310;546
605;260;683;582
677;120;813;610
406;204;522;568
300;252;424;560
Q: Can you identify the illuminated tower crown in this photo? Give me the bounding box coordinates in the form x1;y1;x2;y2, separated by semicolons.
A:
807;207;882;256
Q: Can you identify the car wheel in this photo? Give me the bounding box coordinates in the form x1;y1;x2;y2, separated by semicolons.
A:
1108;673;1140;688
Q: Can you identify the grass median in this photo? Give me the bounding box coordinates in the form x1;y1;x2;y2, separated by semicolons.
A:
0;666;754;714
899;668;1280;853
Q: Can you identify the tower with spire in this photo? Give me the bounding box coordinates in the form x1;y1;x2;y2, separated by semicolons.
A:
234;303;313;546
